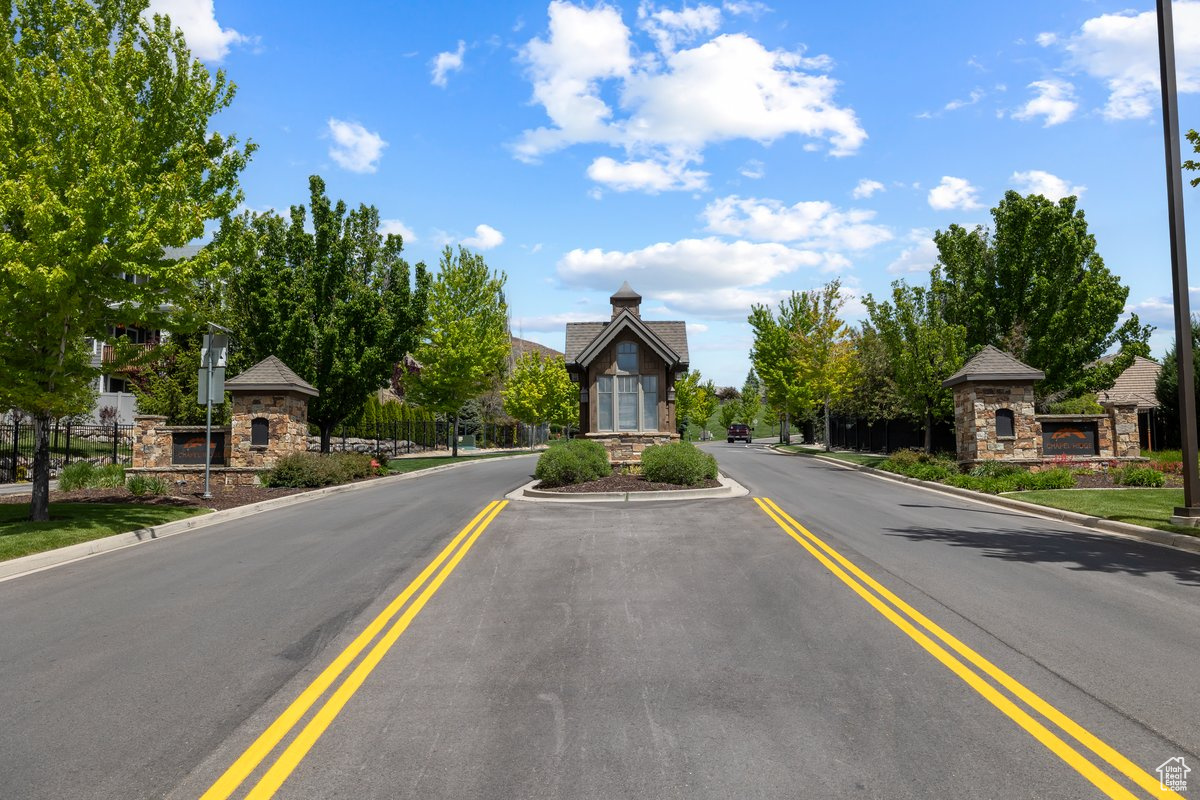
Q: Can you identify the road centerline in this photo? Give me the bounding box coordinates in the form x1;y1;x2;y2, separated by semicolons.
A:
755;497;1179;800
200;500;506;800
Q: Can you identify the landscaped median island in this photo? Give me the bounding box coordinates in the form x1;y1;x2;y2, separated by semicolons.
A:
531;438;720;493
780;445;1199;536
0;451;526;563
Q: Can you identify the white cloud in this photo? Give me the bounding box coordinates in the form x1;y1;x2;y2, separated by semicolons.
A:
379;219;416;242
462;224;505;250
886;230;939;275
944;88;984;111
557;237;832;305
702;195;892;250
739;159;765;179
638;2;722;54
146;0;249;62
852;179;884;199
327;119;387;173
514;311;608;333
1010;170;1085;201
1044;2;1200;120
587;156;708;192
687;321;710;334
431;40;466;87
928;176;982;211
1012;79;1077;126
515;2;865;191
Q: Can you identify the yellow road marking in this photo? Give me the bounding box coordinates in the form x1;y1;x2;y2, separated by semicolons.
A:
759;498;1179;799
201;500;505;800
756;498;1175;800
243;499;508;798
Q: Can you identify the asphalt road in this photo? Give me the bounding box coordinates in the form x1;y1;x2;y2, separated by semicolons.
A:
2;444;1197;799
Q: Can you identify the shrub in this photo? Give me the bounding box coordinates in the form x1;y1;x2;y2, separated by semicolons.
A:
260;452;376;488
641;441;718;486
879;449;958;482
968;461;1022;478
94;463;126;488
59;461;97;491
1046;393;1104;414
1113;465;1166;487
126;475;168;496
534;438;611;487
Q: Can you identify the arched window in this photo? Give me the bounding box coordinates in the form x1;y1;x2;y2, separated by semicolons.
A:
617;342;637;373
251;417;270;447
995;408;1015;438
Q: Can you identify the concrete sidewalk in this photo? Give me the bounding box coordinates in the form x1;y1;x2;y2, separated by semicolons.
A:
0;481;57;496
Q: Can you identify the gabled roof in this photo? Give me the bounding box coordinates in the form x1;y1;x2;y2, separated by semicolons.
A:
565;310;688;370
1096;355;1161;409
225;355;319;396
942;345;1045;388
512;336;563;360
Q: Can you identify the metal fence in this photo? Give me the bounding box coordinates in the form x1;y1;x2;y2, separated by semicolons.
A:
824;414;956;454
324;419;558;456
0;420;134;483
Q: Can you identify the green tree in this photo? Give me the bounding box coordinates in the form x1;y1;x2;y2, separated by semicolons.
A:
673;369;703;439
864;281;967;452
748;302;810;440
405;246;509;456
217;176;430;453
503;351;578;446
696;379;719;438
841;324;903;425
739;370;762;427
0;0;251;520
1184;129;1200;185
1155;316;1200;449
718;401;739;432
931;191;1150;401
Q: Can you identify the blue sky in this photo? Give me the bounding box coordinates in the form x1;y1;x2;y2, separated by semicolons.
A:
156;0;1200;388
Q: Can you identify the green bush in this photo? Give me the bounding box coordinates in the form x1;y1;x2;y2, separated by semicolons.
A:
260;452;376;488
879;449;958;482
1113;465;1166;487
1046;393;1104;415
534;439;611;487
59;461;96;491
641;441;718;486
126;475;169;496
968;461;1022;478
94;463;125;488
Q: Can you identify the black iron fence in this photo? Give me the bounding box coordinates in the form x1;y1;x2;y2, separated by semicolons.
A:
322;419;559;456
1;420;134;483
824;414;956;454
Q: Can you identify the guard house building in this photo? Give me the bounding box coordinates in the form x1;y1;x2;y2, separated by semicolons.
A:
565;283;689;464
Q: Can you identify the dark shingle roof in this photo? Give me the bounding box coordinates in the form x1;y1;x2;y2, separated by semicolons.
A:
565;318;689;367
942;345;1044;388
225;355;319;396
611;281;641;301
512;336;563;360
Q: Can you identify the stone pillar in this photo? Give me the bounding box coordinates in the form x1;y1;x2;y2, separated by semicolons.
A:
229;392;311;469
131;415;171;469
1103;401;1141;459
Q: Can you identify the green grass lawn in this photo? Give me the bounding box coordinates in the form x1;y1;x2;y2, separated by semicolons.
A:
0;503;210;562
1006;488;1198;535
775;445;888;467
386;451;526;473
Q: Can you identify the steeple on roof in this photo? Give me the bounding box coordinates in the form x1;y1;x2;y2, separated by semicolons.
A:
610;281;641;301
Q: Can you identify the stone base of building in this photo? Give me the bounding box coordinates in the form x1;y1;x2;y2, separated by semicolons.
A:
125;466;263;490
586;432;680;465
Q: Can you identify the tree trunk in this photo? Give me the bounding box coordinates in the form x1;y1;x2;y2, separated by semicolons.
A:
29;413;51;522
451;414;459;457
924;407;934;454
320;424;332;454
824;400;832;452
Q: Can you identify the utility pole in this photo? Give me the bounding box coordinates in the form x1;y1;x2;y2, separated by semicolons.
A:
200;322;232;500
1157;0;1200;525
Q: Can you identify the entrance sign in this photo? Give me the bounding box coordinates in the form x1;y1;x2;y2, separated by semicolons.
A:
171;431;226;465
1042;420;1099;456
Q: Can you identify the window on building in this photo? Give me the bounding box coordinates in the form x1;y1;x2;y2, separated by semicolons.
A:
251;417;270;447
616;342;637;373
596;371;659;432
996;408;1015;438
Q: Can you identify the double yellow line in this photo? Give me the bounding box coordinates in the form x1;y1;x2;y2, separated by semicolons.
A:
201;499;508;800
754;497;1180;800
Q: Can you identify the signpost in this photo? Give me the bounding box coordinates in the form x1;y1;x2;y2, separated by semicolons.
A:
198;324;231;499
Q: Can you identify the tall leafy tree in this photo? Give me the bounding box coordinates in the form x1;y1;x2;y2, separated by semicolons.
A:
672;369;703;439
931;191;1150;400
696;379;720;438
406;246;509;456
717;401;739;432
842;324;903;425
864;281;966;452
739;370;762;426
1155;316;1200;449
503;351;578;447
0;0;252;520
217;176;430;452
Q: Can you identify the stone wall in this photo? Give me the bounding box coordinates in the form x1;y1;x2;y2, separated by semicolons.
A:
122;466;261;489
587;432;679;465
953;383;1039;463
230;392;309;469
131;416;232;469
1105;401;1140;458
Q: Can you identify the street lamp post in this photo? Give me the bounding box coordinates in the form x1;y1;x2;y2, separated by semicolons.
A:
1156;0;1200;524
201;322;232;501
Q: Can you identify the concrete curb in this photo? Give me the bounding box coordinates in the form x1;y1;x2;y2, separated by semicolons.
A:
774;447;1200;556
507;472;749;503
0;453;537;583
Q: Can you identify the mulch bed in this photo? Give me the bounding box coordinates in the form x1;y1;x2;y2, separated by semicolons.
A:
534;474;721;493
